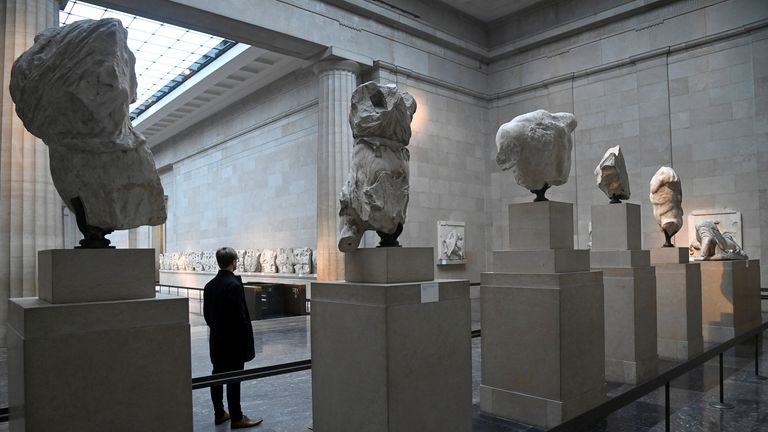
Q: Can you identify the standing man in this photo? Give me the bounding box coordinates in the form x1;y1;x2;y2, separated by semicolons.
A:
204;247;263;428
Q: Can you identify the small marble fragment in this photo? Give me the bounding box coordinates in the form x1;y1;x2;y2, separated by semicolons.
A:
495;109;577;201
649;166;683;247
338;82;416;252
594;145;630;203
690;220;748;260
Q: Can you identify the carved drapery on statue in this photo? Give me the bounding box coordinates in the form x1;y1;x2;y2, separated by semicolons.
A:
649;166;683;247
9;18;166;248
495;109;577;201
338;82;417;252
595;145;630;203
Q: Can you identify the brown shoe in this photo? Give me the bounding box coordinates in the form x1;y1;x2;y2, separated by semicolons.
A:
215;411;231;425
231;415;263;429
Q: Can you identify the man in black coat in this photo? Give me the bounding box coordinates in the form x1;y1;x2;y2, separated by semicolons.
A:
204;247;262;428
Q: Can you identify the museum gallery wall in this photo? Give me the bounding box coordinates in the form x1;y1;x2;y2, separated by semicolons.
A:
144;0;767;286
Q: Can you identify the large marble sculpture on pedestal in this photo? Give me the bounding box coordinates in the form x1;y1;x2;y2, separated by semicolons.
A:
649;167;683;247
495;109;577;201
690;220;748;261
338;82;417;252
595;145;630;203
10;19;166;248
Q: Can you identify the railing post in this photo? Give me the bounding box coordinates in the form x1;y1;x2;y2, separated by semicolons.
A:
757;334;768;381
665;381;670;432
709;352;735;410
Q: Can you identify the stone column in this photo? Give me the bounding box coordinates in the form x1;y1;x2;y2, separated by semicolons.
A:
0;0;65;345
313;60;359;281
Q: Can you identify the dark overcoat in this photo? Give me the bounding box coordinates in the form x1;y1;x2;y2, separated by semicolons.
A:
203;270;255;365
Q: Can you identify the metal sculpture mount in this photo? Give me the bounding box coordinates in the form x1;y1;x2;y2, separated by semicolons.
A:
338;81;417;252
495;109;577;202
649;166;683;248
595;145;630;204
9;18;166;248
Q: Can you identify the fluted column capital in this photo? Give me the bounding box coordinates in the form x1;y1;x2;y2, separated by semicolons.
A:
313;59;360;77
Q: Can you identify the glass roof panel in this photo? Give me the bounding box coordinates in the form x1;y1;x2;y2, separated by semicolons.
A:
60;0;239;120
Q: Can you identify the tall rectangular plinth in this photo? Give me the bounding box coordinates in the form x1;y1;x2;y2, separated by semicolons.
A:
651;248;703;360
481;202;605;429
591;203;658;385
700;260;761;343
8;249;193;432
311;248;471;432
480;272;606;428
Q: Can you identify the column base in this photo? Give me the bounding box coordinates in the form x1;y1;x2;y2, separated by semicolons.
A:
605;355;658;385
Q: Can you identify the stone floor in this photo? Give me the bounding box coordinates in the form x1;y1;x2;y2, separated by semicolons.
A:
2;297;767;431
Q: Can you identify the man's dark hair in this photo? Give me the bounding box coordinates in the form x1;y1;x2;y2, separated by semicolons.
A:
216;247;238;269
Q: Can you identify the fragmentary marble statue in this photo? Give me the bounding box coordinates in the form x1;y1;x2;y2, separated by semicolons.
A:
260;249;277;273
276;248;295;274
495;109;577;201
338;81;417;252
236;250;247;272
293;247;312;274
9;19;166;248
594;145;630;203
690;220;748;261
649;166;683;247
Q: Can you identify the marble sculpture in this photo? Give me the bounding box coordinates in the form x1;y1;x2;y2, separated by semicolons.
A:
495;109;577;201
649;166;683;247
276;248;295;274
338;81;417;252
159;248;315;274
440;230;465;261
690;220;748;261
259;249;278;273
293;247;312;274
10;19;166;248
594;145;630;203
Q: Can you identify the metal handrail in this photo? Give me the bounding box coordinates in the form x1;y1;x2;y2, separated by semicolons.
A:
548;319;768;432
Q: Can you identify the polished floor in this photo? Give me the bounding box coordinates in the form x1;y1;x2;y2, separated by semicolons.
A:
2;298;767;431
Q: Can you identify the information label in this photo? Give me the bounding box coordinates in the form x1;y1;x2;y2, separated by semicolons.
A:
420;282;439;303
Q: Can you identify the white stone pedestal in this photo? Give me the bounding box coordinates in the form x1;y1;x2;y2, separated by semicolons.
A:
480;202;605;429
8;249;192;432
651;248;703;360
310;248;471;432
591;203;658;385
700;260;761;343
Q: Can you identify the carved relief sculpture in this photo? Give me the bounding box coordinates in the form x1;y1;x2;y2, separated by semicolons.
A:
276;248;295;274
243;249;259;273
594;145;630;203
293;247;312;274
495;109;578;201
690;220;748;261
260;249;277;273
649;166;683;247
437;221;466;264
9;19;166;248
338;81;417;252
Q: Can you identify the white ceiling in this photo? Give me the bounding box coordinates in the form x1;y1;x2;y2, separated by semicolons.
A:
436;0;546;22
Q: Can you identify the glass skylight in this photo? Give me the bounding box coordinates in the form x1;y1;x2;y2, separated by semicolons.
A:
60;0;237;120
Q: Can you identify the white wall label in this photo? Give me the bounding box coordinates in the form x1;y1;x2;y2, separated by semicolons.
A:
420;282;439;303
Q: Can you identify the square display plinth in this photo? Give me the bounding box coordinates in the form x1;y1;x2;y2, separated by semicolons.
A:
479;271;605;428
344;247;434;283
700;260;761;343
508;201;574;251
600;267;658;384
655;262;703;360
8;295;192;432
310;279;471;432
591;203;641;251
